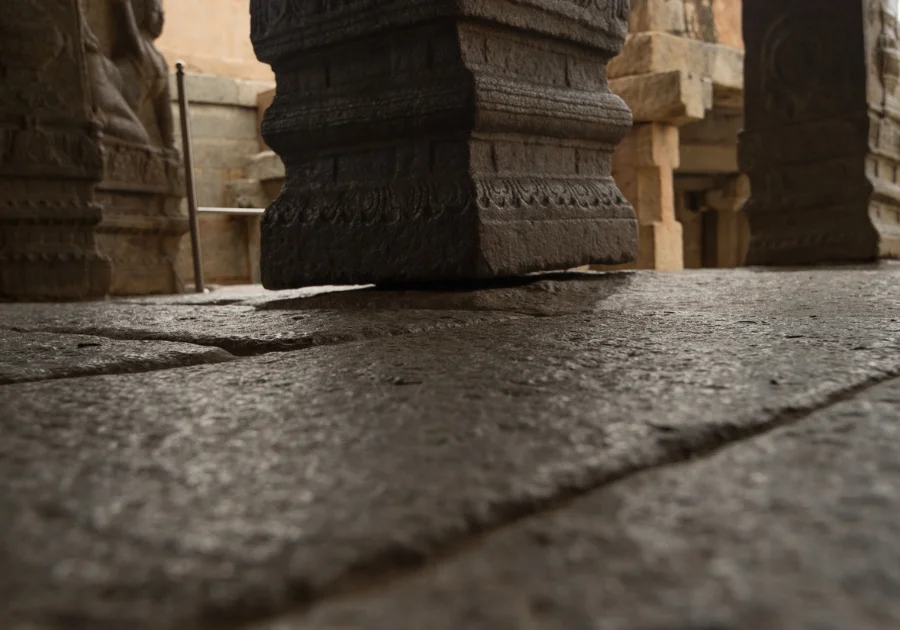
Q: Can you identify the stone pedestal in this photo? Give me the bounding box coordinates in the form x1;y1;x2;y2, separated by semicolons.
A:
740;0;900;265
0;0;186;300
250;1;638;288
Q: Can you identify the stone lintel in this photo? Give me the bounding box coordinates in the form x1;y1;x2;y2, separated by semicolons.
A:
610;70;712;126
609;31;744;97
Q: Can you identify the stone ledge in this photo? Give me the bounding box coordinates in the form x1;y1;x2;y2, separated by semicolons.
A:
609;31;743;109
610;70;713;125
245;151;286;182
168;73;276;108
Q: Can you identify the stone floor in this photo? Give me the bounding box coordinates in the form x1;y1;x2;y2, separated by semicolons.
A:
1;265;899;630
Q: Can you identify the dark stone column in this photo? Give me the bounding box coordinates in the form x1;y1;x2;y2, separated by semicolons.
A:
251;1;638;288
740;0;900;265
0;0;111;300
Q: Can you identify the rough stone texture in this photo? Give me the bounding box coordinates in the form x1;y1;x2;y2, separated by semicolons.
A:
0;0;187;300
740;0;900;264
0;267;899;630
0;299;528;356
609;31;744;108
0;330;232;385
251;0;638;288
271;376;900;630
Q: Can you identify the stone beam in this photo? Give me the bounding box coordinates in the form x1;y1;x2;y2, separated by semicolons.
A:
250;0;638;288
610;70;713;126
609;32;744;109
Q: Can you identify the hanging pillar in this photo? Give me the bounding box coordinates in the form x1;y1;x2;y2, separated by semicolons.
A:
740;0;900;265
250;1;638;288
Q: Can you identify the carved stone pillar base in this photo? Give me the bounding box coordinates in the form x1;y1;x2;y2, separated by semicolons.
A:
740;0;900;265
0;198;112;301
251;1;638;288
95;141;187;295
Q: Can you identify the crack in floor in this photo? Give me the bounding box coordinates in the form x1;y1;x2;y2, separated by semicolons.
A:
191;369;900;630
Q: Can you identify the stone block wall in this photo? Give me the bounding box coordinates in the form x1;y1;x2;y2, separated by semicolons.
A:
596;0;747;271
168;73;275;286
631;0;743;49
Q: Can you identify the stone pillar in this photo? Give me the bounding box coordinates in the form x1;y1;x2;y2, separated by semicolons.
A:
250;1;638;288
740;0;900;265
0;0;187;300
0;0;111;299
611;123;684;271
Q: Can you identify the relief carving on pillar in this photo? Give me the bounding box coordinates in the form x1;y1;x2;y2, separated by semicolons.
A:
82;0;175;151
759;6;860;123
876;0;900;108
252;0;637;287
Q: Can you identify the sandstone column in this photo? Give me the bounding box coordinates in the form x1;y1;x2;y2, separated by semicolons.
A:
740;0;900;264
250;0;638;288
612;123;684;270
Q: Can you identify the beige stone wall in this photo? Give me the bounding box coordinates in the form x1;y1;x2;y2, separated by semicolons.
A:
168;74;274;286
712;0;743;49
157;0;273;82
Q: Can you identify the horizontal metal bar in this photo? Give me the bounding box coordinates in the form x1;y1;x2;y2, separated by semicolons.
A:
198;207;265;215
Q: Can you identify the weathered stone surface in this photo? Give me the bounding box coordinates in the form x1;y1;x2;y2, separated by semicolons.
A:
251;0;637;287
0;268;898;630
609;31;744;106
740;0;900;264
272;376;900;630
0;0;187;300
610;69;712;125
0;330;232;385
0;299;528;356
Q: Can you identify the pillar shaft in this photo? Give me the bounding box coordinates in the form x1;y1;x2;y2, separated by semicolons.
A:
250;1;638;288
609;123;685;271
740;0;900;264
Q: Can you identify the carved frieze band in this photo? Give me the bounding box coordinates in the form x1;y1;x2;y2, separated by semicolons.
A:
251;0;627;61
266;176;630;226
266;75;630;149
99;141;185;195
0;127;103;179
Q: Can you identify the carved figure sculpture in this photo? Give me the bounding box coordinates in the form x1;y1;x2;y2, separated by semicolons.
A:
82;14;150;145
83;0;174;149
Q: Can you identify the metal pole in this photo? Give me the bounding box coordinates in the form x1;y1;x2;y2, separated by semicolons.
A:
175;61;205;293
